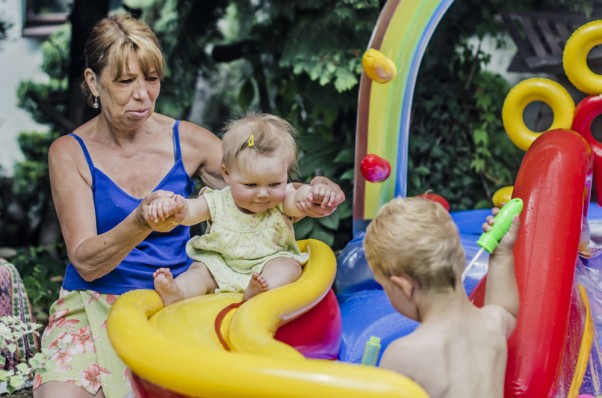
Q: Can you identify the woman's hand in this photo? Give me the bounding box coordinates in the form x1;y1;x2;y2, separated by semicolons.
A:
302;176;346;218
138;190;186;232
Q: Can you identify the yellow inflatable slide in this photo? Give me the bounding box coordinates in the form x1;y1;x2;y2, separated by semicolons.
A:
107;239;428;398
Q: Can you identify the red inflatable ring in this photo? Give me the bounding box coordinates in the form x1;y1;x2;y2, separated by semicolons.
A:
571;95;602;205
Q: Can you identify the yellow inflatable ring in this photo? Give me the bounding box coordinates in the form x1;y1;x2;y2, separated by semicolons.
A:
564;20;602;95
492;186;514;208
502;78;575;151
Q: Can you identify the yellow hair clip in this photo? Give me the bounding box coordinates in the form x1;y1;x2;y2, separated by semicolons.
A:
248;134;254;147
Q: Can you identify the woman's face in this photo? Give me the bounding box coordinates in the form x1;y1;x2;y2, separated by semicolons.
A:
93;53;161;129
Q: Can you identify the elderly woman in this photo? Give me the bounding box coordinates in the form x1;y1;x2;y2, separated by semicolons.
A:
33;14;344;398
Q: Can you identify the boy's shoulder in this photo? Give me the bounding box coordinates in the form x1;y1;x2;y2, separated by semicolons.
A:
379;332;435;377
479;304;517;338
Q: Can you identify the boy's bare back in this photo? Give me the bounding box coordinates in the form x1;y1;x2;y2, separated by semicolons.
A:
364;197;520;398
380;303;515;398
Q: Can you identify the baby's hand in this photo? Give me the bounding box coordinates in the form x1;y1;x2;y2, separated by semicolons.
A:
171;194;188;223
139;190;186;232
307;183;337;208
148;195;186;223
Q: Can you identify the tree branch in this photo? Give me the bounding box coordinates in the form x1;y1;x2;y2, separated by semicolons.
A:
28;91;76;133
211;40;255;63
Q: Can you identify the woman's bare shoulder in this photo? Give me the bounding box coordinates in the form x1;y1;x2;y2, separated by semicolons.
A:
49;133;80;160
177;120;222;159
178;120;218;142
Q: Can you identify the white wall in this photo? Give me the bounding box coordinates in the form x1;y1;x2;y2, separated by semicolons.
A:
470;34;533;86
0;0;49;175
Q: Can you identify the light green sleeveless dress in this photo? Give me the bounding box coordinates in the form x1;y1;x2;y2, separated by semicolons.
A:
186;186;309;293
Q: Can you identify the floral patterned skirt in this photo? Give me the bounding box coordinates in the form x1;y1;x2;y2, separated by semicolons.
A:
33;289;132;397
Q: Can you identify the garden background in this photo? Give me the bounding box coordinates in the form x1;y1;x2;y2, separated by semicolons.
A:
0;0;594;339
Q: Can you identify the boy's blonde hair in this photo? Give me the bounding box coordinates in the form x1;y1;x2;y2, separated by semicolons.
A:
221;112;299;178
364;197;465;291
82;14;165;107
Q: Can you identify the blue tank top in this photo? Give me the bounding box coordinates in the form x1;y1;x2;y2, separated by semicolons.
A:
62;120;195;294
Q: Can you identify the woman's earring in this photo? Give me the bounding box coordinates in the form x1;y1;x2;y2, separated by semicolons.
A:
93;96;99;109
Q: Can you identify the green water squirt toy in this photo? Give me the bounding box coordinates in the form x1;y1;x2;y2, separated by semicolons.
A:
361;336;381;366
462;198;523;281
476;198;524;253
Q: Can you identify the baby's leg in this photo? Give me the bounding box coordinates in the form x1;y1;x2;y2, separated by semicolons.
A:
154;262;217;306
176;261;218;298
242;273;269;301
154;268;183;306
242;257;302;301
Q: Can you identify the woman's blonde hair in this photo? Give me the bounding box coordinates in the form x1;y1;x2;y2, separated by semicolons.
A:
221;112;299;179
81;14;165;106
364;196;465;291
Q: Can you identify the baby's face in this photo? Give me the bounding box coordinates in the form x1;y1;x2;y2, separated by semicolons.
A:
224;155;288;214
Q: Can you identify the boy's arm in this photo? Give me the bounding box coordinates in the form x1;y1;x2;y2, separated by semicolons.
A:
484;216;520;319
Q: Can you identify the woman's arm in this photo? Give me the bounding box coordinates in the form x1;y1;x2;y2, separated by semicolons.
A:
178;121;226;190
49;137;176;282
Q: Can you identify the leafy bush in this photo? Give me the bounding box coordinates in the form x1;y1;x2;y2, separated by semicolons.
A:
0;316;46;394
10;246;66;325
409;40;523;209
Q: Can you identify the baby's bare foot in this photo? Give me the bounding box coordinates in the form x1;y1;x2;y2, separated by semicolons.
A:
154;268;184;306
243;272;269;301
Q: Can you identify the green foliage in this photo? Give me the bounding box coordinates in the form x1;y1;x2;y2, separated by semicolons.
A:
16;27;69;128
9;131;58;242
0;15;11;44
10;245;66;325
0;316;47;394
275;1;378;91
10;26;67;247
408;38;523;209
39;26;70;78
147;0;230;118
13;132;56;201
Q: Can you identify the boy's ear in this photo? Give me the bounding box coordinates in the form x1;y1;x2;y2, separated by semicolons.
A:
390;274;415;300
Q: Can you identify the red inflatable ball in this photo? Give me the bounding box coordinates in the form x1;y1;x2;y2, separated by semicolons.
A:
419;192;450;212
360;154;391;183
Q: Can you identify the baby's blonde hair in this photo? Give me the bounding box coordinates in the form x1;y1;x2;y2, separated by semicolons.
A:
221;112;299;178
364;196;465;291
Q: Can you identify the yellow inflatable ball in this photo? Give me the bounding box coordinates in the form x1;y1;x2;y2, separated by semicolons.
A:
362;48;397;84
493;186;514;208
